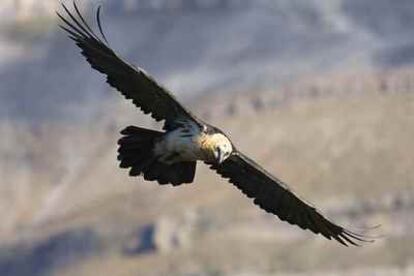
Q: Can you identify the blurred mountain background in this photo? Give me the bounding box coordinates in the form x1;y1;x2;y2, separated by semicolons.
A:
1;0;414;275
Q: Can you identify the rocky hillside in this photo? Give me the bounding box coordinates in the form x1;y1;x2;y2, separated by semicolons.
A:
0;0;57;22
1;69;414;275
2;0;414;122
1;1;414;275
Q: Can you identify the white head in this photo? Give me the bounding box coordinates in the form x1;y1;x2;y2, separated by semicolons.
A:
204;133;233;164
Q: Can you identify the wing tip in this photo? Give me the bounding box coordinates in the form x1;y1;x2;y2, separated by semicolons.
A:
57;0;109;45
324;224;378;247
96;4;109;44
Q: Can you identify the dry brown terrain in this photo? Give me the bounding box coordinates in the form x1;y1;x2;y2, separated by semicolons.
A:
1;68;414;275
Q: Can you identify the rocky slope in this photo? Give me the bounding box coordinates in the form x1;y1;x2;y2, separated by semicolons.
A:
1;1;414;275
1;69;414;275
1;0;414;122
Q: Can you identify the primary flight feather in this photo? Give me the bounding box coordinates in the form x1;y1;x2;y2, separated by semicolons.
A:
58;1;370;246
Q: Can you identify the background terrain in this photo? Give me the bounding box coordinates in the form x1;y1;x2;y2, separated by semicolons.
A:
1;0;413;275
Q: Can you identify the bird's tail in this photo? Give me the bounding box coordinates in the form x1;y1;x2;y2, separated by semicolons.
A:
117;126;196;186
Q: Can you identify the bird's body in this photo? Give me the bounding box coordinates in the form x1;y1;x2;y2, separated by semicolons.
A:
153;121;232;164
58;2;371;246
117;119;233;185
155;123;206;163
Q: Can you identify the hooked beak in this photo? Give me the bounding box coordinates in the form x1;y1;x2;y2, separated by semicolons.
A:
215;148;225;164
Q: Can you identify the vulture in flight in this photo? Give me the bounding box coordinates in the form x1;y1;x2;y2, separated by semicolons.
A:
58;1;370;246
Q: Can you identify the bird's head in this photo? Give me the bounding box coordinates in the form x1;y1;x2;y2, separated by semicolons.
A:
204;133;233;164
213;141;232;164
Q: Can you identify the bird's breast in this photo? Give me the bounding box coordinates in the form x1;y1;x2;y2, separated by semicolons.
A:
154;124;211;163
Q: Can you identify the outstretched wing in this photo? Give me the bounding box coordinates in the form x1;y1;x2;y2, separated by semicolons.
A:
57;2;202;130
209;151;370;246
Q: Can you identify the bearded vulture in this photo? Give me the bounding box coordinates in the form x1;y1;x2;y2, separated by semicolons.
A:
58;1;370;246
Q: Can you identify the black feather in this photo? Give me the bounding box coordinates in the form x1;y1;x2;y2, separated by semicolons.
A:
117;126;196;185
58;1;202;131
209;151;371;246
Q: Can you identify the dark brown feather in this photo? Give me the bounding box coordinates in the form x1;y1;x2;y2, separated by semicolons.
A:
117;126;196;185
209;152;371;246
57;1;202;130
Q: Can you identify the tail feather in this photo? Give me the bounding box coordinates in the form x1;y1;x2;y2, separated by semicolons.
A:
117;126;197;185
144;161;196;185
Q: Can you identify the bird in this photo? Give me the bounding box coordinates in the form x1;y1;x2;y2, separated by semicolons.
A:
57;1;370;246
